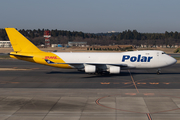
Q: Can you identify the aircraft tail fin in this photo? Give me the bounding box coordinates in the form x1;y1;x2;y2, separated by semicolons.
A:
5;28;42;52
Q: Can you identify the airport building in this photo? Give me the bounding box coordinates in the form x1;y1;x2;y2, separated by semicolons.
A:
51;44;63;47
0;41;11;48
68;42;87;47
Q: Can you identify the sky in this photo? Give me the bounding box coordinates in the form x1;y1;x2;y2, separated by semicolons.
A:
0;0;180;33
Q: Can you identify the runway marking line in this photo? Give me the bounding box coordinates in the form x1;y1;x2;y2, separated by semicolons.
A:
96;93;180;114
137;82;146;84
0;68;31;71
149;82;159;85
144;93;154;96
123;82;131;84
163;82;170;85
128;70;139;93
125;93;136;96
100;82;110;84
95;95;145;114
146;113;152;120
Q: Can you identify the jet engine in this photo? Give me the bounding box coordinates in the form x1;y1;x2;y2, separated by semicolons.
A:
85;65;96;73
109;66;121;74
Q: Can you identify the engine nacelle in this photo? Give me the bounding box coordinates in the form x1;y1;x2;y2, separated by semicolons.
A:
109;66;121;74
85;65;96;73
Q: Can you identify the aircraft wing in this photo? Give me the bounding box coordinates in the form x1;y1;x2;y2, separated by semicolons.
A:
85;63;127;67
45;59;128;67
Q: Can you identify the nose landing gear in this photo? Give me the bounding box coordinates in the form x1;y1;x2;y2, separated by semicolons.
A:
157;68;161;75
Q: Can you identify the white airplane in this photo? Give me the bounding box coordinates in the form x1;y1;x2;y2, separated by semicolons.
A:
5;28;177;74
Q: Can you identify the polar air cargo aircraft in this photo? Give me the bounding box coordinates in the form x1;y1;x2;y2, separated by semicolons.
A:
5;28;177;74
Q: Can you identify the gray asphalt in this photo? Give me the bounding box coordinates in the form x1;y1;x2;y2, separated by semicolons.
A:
0;59;180;89
1;59;180;120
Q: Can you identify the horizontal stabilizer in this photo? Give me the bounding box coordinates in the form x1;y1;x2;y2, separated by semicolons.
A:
9;53;33;58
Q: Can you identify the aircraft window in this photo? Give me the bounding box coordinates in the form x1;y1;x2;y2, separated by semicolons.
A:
162;52;166;54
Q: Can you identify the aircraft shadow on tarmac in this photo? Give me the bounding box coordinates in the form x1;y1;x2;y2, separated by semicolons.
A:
82;73;180;78
46;71;84;75
46;71;180;78
46;71;129;76
130;72;180;75
125;72;180;77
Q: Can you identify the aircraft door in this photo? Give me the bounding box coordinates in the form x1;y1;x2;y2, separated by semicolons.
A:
157;52;159;56
157;52;159;61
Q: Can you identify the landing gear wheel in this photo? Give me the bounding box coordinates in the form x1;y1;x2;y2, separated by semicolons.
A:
157;68;161;75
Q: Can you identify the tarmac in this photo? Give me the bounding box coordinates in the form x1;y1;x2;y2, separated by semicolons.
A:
1;59;180;120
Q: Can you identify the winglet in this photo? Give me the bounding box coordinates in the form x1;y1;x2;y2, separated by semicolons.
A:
5;28;42;52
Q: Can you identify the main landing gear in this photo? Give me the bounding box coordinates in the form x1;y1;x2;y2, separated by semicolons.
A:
157;68;161;75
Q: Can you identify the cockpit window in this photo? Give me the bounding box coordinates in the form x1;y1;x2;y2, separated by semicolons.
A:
162;52;166;54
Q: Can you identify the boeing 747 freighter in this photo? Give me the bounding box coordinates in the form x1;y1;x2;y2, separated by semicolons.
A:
5;28;177;74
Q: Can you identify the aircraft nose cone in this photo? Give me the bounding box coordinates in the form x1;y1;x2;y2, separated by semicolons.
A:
165;56;177;66
172;57;177;64
168;57;177;65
